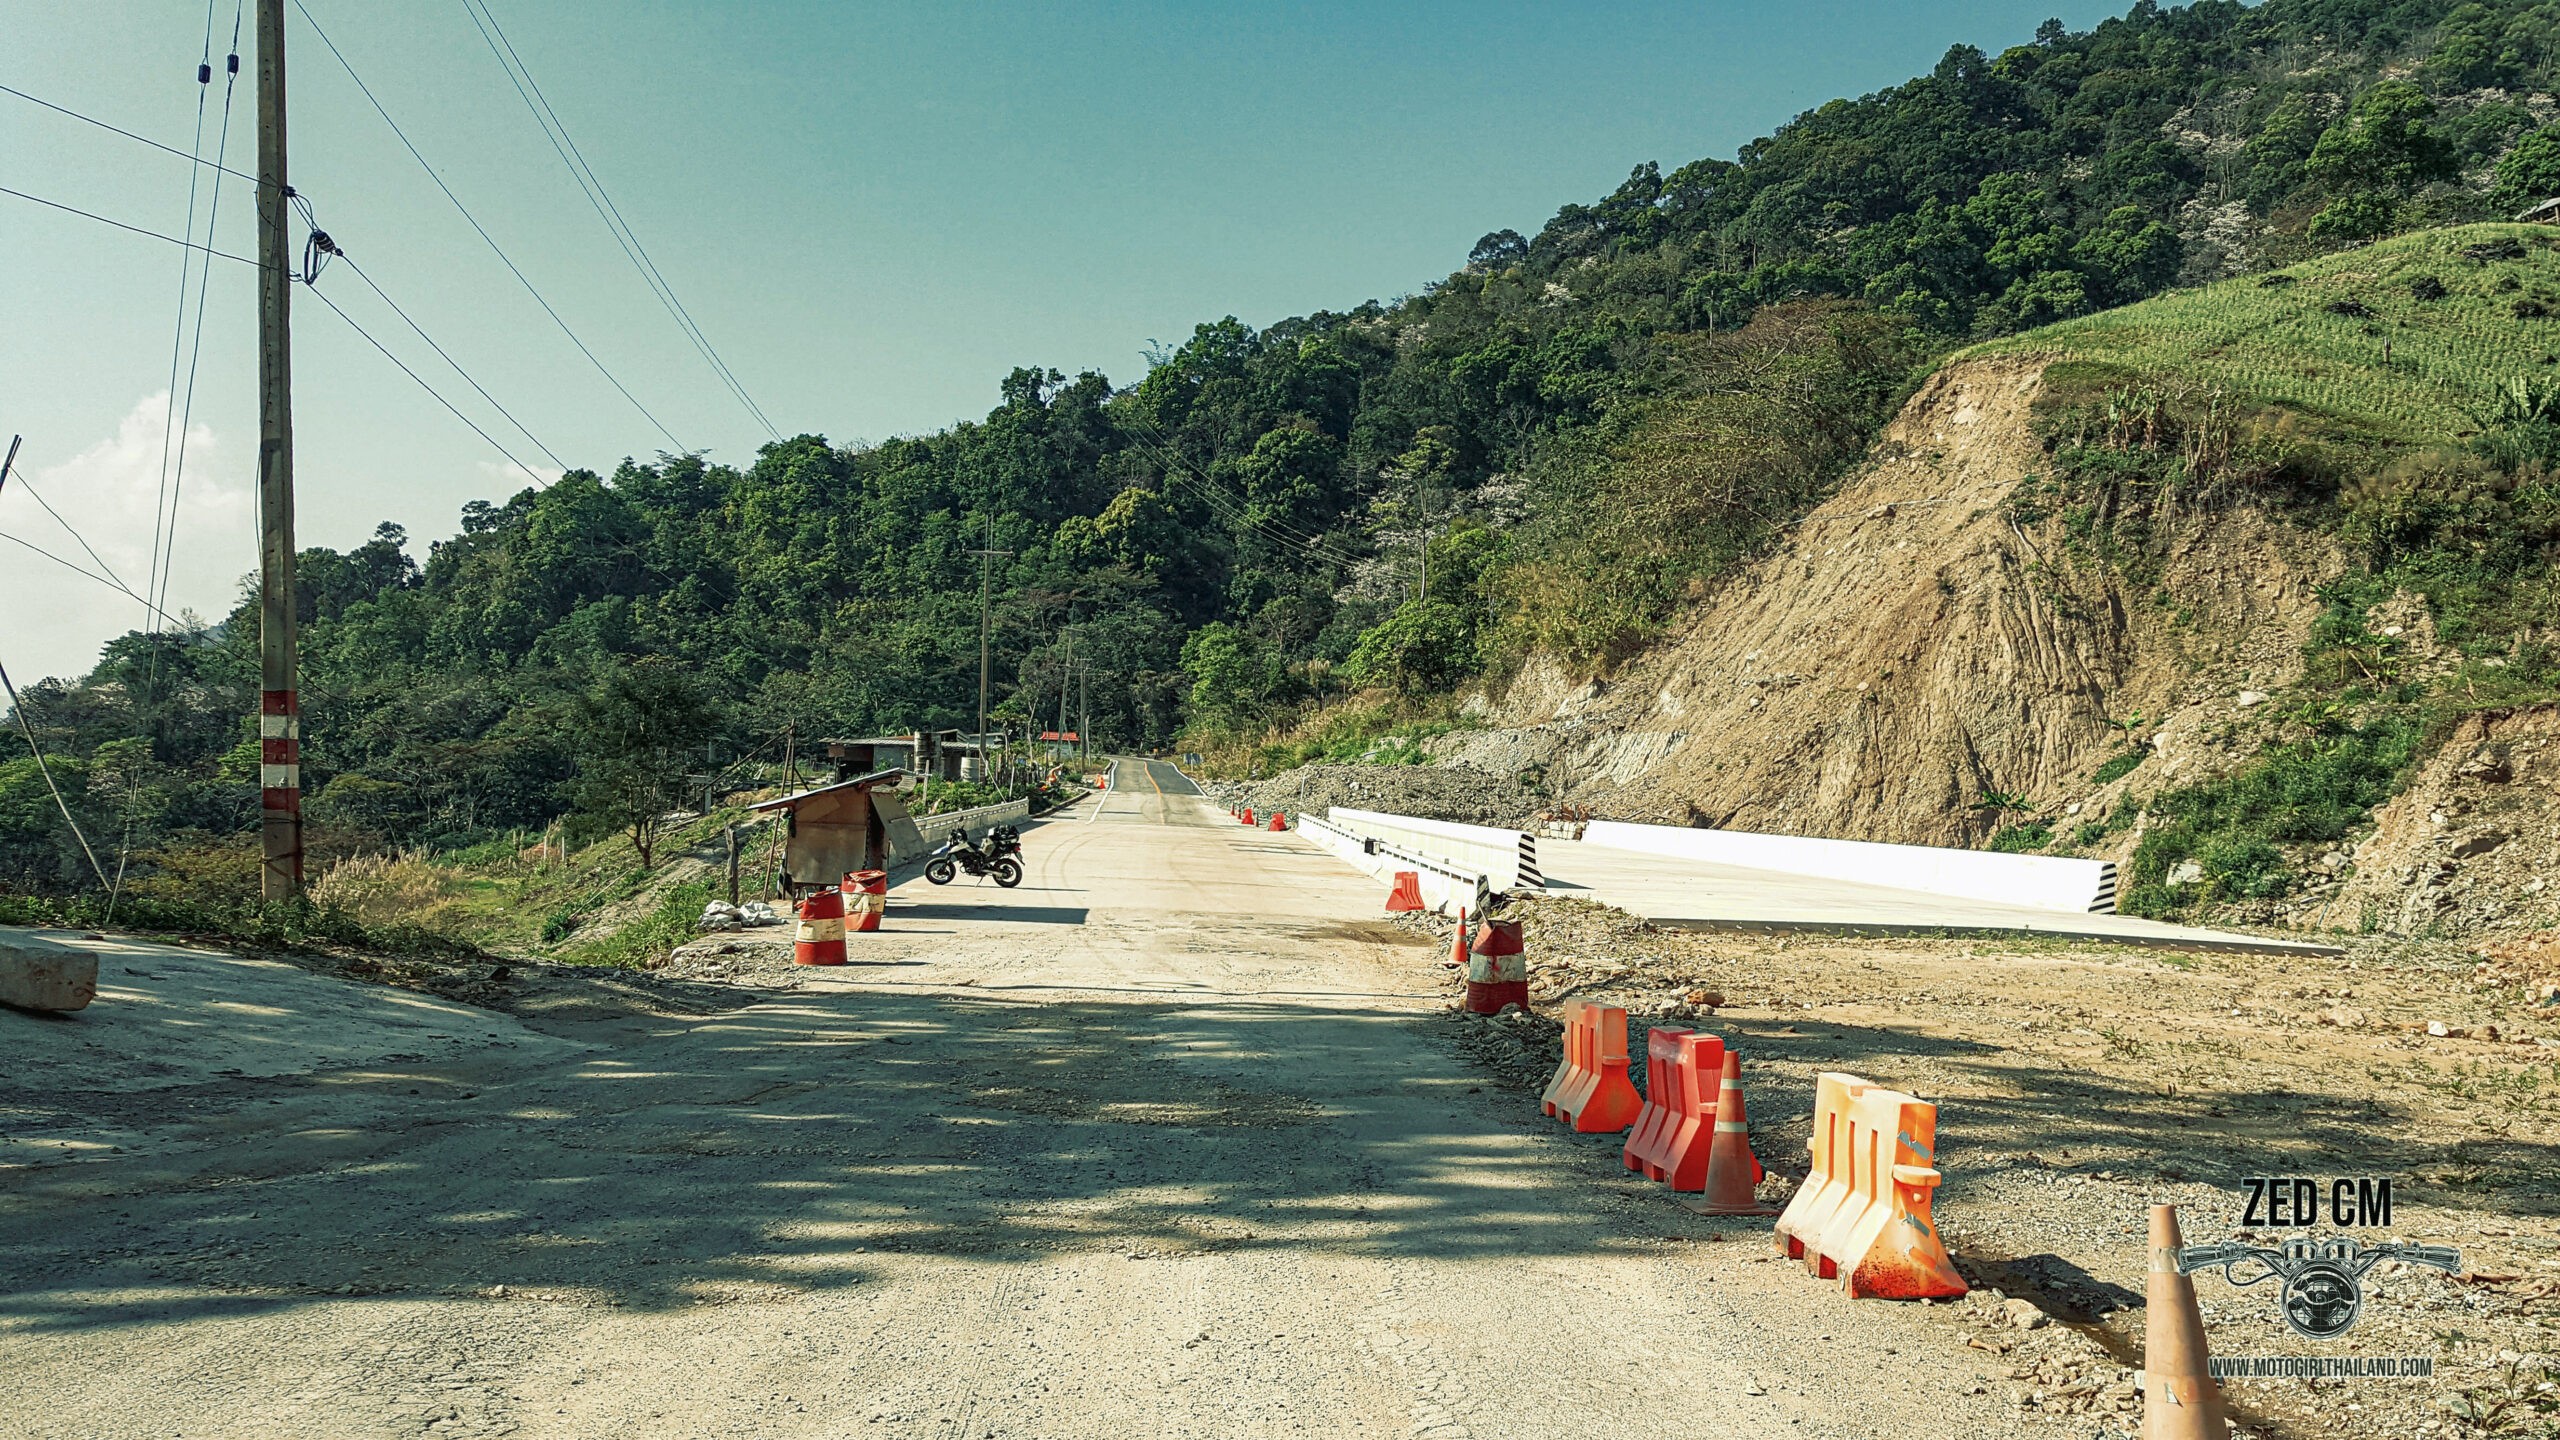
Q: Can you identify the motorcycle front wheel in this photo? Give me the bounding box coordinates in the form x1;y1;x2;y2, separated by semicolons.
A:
925;858;956;885
990;856;1023;889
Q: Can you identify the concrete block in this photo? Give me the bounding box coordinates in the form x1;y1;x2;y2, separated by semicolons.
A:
0;929;101;1012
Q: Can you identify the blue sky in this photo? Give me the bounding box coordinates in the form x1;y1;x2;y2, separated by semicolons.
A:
1;0;2129;681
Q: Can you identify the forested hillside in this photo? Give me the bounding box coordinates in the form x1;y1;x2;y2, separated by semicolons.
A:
13;0;2560;892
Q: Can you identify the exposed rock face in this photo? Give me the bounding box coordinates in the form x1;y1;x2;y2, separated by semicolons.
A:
2311;706;2560;937
1495;358;2339;848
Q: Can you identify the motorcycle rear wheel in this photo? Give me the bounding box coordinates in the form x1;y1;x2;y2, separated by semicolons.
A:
924;858;956;885
990;856;1023;889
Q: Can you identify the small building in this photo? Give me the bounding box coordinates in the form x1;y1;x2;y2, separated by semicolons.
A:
2518;196;2560;224
749;769;922;895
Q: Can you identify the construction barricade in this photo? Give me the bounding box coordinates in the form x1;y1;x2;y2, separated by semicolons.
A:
1461;916;1528;1014
1770;1071;1965;1299
1267;811;1288;831
1242;807;1256;827
1538;998;1641;1132
1384;871;1424;913
793;889;847;966
840;870;887;933
1624;1028;1726;1189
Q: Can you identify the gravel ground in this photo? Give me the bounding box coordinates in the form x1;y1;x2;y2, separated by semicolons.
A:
1415;896;2560;1440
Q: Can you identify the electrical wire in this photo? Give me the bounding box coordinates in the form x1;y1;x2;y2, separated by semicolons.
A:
461;0;780;440
4;469;139;598
289;0;689;452
0;81;263;189
339;254;566;471
159;0;248;627
147;0;226;644
1119;418;1362;567
0;655;110;892
303;282;552;486
0;184;265;267
0;532;190;630
1115;409;1362;564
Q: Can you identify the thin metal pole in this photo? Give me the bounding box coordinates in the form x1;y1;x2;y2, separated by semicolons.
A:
256;0;301;898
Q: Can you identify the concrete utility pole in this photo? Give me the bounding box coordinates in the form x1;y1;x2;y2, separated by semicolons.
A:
255;0;302;898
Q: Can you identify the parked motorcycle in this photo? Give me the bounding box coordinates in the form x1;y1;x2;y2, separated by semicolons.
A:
924;824;1024;887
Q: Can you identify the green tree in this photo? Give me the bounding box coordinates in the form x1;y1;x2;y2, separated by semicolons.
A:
566;659;720;869
2492;126;2560;214
1344;601;1471;696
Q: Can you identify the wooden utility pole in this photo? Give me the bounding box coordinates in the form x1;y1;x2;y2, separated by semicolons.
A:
255;0;301;898
968;513;1010;782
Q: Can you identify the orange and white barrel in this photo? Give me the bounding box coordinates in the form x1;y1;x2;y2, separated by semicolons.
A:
841;870;888;933
793;889;847;965
1463;917;1528;1013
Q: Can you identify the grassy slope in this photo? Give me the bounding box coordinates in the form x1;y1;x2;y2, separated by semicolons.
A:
1970;222;2560;444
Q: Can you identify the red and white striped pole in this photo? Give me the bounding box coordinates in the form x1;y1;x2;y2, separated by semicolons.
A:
260;688;301;894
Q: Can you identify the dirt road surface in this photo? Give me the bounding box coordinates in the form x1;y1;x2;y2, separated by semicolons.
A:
7;761;2113;1439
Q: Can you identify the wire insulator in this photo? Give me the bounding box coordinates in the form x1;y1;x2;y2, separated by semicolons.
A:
227;54;240;75
198;63;212;84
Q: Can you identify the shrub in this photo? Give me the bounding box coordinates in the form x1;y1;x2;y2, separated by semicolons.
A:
2092;748;2147;785
1987;821;2053;853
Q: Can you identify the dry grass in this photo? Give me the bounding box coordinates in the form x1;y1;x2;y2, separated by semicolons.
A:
308;852;480;933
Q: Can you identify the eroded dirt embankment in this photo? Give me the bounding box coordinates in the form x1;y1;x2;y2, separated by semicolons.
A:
1489;357;2340;848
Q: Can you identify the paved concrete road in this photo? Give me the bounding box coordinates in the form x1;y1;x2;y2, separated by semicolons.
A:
2;788;2083;1440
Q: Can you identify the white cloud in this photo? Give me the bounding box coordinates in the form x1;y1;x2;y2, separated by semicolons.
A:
477;459;562;490
0;394;255;685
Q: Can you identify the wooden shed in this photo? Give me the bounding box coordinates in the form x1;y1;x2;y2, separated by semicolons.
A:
749;769;916;895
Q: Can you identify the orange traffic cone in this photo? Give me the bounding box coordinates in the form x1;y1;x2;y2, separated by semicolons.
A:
1685;1050;1777;1214
2142;1205;2230;1440
1449;907;1469;968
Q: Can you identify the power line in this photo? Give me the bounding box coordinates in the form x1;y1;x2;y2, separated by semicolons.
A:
0;183;266;267
0;531;190;630
4;468;139;598
148;0;227;643
341;255;566;471
1115;410;1362;564
289;0;688;452
304;281;552;485
0;655;110;893
159;0;250;627
461;0;780;441
0;81;263;190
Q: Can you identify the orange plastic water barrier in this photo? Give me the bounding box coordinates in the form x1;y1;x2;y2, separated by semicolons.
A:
1774;1072;1966;1299
1268;811;1287;831
1625;1028;1727;1189
1384;871;1424;913
1775;1072;1872;1262
1538;999;1641;1132
1241;807;1256;826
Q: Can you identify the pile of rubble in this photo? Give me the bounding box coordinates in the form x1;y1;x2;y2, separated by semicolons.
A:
696;900;782;933
1202;762;1539;828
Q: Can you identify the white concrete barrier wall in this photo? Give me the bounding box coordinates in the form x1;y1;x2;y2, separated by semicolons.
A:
1326;808;1531;891
1294;814;1481;918
1580;820;2119;915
